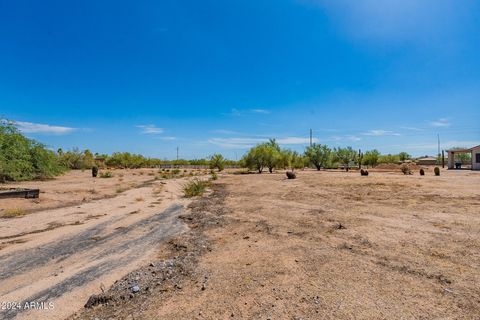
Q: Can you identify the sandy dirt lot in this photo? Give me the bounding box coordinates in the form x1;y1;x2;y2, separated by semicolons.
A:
0;168;200;215
75;168;480;320
0;169;205;320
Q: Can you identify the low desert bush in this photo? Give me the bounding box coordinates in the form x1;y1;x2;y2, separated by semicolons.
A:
183;179;209;197
401;164;412;175
360;169;369;176
100;171;113;178
116;186;126;193
434;167;440;176
172;168;181;175
1;208;27;218
211;171;218;180
419;168;425;176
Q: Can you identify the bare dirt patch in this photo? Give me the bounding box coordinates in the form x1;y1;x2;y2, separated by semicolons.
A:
72;169;480;319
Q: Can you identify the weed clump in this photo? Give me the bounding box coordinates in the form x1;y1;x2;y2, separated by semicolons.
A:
100;171;113;178
401;164;412;175
183;179;209;197
360;169;369;176
211;171;218;180
1;208;27;218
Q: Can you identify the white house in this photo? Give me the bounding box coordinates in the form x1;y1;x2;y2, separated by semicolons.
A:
447;145;480;170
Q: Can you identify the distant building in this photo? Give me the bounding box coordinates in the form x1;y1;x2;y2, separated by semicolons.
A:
416;156;438;166
447;145;480;170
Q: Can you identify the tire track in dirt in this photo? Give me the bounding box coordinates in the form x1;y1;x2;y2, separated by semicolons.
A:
0;204;187;320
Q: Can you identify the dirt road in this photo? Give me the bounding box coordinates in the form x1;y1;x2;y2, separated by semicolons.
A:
0;177;190;320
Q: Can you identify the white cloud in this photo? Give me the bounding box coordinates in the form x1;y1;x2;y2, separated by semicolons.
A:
158;136;176;141
208;137;264;149
326;135;362;142
211;129;240;135
250;109;270;114
277;137;319;144
14;121;76;135
399;126;423;131
222;108;271;116
429;118;450;127
136;124;164;134
208;136;316;149
363;129;401;136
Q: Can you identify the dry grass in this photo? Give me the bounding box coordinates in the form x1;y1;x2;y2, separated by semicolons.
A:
1;208;28;218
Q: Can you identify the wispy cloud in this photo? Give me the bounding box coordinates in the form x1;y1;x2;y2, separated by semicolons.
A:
136;124;164;134
13;121;77;135
222;108;271;116
208;136;315;149
277;137;318;144
211;129;240;135
363;129;401;136
429;118;450;127
399;126;423;131
326;135;362;142
250;109;270;114
208;137;264;149
158;136;176;141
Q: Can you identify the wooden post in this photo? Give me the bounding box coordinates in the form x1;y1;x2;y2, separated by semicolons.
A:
442;150;445;168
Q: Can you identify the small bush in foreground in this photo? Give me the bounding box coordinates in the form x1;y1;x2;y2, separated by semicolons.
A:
1;208;27;218
401;164;412;175
183;179;209;197
434;167;440;176
419;168;425;176
211;171;218;180
100;171;113;178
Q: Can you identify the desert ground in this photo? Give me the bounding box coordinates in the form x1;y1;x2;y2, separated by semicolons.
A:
1;168;480;319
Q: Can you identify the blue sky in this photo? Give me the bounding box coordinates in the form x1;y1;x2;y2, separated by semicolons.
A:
1;0;479;159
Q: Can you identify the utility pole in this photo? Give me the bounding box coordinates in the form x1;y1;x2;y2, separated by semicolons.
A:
309;129;313;147
437;134;441;164
176;147;179;162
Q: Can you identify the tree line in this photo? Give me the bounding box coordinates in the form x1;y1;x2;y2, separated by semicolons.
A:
240;139;415;173
1;120;460;182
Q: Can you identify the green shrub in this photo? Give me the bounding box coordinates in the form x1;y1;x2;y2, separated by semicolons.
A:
0;120;66;181
211;171;218;180
100;171;113;178
183;179;209;197
210;154;225;171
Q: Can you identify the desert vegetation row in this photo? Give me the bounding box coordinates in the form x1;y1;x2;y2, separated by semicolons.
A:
239;139;415;173
0;121;458;182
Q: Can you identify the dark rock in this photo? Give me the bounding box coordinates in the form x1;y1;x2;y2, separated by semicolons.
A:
286;171;296;179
